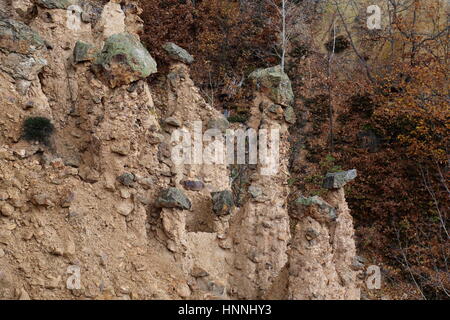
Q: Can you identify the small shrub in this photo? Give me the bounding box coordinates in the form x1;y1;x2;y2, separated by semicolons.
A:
23;117;54;145
304;174;323;184
319;154;342;173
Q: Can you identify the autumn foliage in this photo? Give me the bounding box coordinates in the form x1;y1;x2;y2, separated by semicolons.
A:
140;0;277;106
337;0;449;299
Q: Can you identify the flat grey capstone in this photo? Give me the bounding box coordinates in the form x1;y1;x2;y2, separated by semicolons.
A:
163;42;194;64
323;169;357;189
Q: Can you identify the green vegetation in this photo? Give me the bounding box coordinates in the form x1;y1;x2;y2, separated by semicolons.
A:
22;117;54;145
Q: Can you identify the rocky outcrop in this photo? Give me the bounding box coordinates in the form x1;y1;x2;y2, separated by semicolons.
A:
288;189;360;300
156;188;192;210
0;18;45;54
0;0;180;300
225;84;293;299
163;42;194;64
248;65;294;106
0;16;47;89
73;40;96;63
323;169;357;189
296;196;337;221
92;33;157;88
211;191;234;216
284;106;296;124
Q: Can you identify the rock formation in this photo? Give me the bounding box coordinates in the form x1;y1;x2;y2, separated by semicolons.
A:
0;0;361;300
